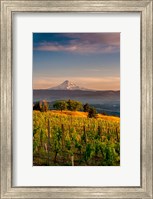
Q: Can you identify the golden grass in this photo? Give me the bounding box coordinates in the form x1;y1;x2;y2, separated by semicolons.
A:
51;110;87;117
97;114;120;122
49;110;120;122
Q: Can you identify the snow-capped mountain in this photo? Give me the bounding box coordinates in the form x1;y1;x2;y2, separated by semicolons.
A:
48;80;87;90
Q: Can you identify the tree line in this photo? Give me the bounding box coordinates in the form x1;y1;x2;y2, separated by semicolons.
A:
33;99;97;118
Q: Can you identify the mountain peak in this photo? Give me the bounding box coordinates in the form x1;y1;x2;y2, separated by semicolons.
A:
49;80;88;90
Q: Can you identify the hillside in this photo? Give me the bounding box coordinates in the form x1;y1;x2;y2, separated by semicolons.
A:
49;110;120;122
33;110;120;166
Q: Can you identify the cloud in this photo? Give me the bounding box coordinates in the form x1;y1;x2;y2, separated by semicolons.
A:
34;33;120;54
63;33;120;47
34;42;119;54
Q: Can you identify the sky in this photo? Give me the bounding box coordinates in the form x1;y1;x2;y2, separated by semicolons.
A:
33;33;120;90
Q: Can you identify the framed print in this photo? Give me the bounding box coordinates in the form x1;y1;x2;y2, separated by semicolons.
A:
0;0;152;198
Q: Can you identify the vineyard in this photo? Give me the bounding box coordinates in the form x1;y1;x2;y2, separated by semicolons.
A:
33;110;120;166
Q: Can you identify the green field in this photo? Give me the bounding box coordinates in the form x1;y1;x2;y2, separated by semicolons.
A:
33;110;120;166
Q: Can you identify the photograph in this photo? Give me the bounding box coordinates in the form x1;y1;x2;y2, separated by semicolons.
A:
33;33;120;166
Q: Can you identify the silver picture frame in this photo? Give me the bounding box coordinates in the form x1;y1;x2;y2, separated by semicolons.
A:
0;0;152;198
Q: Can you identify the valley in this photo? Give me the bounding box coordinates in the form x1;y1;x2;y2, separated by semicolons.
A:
33;89;120;116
